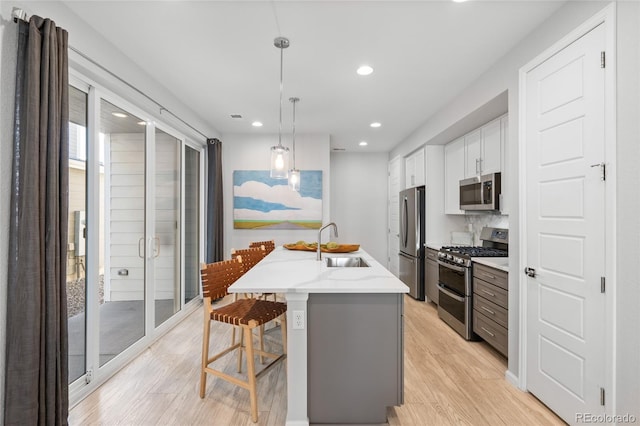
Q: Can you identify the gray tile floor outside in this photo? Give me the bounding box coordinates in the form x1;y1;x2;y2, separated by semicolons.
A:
67;299;176;382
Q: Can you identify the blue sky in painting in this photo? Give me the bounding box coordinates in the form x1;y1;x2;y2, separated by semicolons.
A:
233;170;322;200
233;170;323;222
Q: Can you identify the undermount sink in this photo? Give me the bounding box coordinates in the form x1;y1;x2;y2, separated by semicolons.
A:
326;257;370;268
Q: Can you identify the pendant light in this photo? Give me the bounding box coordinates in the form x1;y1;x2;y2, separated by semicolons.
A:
288;97;300;191
270;36;290;179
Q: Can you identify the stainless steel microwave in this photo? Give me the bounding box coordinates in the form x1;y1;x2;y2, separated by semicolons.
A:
459;172;501;211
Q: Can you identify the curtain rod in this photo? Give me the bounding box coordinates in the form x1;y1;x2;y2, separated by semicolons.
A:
11;7;210;141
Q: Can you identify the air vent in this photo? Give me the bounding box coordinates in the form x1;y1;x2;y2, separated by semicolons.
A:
230;114;242;119
332;148;346;151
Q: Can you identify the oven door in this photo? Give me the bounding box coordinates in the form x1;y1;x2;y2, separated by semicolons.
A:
437;260;470;296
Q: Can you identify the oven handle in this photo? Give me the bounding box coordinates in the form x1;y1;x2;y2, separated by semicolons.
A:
438;283;465;303
437;259;467;273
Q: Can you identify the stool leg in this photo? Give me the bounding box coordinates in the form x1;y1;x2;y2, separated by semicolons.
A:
244;326;258;422
200;319;211;398
259;325;265;364
237;327;244;373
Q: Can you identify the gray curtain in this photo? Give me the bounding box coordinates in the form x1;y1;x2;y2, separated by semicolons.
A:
206;138;224;263
5;16;69;425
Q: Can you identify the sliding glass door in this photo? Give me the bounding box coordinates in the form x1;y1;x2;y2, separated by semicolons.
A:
67;80;202;397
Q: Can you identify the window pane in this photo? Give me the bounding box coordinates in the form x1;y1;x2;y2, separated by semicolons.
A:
184;146;200;304
99;98;146;366
67;85;87;384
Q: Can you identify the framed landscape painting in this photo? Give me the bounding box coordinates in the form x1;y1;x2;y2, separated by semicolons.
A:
233;170;323;229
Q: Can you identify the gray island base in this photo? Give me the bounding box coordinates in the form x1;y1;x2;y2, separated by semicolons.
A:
308;293;404;424
227;246;408;425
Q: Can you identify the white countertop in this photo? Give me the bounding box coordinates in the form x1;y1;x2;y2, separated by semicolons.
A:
425;241;442;250
473;257;509;273
229;246;409;294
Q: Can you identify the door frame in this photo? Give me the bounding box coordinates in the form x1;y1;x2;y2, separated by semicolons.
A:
517;1;616;412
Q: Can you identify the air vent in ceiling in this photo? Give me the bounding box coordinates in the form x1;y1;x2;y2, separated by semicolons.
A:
230;114;242;119
332;148;347;151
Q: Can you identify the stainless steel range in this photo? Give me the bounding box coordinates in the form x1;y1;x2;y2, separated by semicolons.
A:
437;227;508;340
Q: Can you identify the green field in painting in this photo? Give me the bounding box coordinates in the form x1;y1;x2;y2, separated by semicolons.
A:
234;220;321;230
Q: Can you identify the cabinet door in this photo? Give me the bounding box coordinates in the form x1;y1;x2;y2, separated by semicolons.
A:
413;148;425;187
464;129;482;178
404;155;415;188
481;118;501;174
404;148;425;188
444;137;465;214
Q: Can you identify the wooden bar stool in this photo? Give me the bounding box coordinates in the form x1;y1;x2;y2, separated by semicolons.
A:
199;257;287;423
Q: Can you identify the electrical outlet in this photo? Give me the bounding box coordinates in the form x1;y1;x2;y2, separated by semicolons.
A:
293;310;305;330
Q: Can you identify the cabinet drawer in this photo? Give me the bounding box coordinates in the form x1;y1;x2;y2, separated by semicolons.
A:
474;279;508;308
474;295;508;329
473;263;508;290
426;248;438;261
473;310;508;357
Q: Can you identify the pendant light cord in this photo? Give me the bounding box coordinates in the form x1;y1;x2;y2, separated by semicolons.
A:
278;44;284;147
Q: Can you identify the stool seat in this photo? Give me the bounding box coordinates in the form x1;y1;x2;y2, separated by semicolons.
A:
211;298;286;326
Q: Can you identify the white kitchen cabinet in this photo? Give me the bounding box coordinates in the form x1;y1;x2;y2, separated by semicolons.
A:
464;129;482;177
404;147;425;188
464;117;502;178
444;137;465;214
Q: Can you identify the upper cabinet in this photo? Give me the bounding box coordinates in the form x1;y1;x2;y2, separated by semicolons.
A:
404;147;425;188
444;137;465;215
464;117;502;178
444;114;508;215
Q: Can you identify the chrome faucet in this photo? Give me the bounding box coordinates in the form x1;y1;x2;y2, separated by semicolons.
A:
317;222;338;261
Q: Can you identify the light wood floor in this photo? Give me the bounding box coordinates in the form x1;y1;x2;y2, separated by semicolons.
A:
69;295;565;425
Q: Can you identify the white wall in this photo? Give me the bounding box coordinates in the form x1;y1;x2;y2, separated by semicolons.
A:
330;152;388;265
391;0;640;418
221;133;331;255
613;1;640;418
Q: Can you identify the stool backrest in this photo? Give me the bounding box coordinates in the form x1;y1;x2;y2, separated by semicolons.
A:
249;240;275;254
200;258;244;300
231;246;267;271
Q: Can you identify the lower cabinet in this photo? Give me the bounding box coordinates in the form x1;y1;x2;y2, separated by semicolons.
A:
425;248;439;304
307;293;404;424
473;263;508;357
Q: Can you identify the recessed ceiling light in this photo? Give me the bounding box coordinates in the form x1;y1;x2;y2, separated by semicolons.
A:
356;65;374;76
452;0;468;3
252;121;263;127
137;121;146;126
370;122;381;128
359;141;368;146
112;112;127;118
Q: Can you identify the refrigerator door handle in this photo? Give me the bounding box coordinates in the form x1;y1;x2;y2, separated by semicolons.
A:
402;196;409;248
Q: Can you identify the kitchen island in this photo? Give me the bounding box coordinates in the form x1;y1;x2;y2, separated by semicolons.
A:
228;246;408;426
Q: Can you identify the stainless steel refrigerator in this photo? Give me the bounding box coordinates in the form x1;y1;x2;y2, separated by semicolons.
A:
399;186;425;300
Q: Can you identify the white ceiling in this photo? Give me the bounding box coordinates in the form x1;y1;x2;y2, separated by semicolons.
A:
61;1;565;152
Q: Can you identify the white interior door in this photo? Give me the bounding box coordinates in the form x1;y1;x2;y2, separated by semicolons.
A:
523;23;606;422
388;157;401;276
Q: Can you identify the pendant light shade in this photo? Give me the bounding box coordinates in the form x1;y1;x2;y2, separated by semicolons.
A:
270;36;290;179
270;145;289;179
288;97;300;191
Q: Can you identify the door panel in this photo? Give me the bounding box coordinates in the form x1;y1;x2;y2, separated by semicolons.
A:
524;23;606;422
388;158;401;276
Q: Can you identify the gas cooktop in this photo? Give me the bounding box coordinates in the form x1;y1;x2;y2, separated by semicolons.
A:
439;246;508;258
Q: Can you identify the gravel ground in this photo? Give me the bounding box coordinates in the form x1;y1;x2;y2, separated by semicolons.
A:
66;275;104;318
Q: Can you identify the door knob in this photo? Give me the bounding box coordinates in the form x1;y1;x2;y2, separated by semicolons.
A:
524;267;536;278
